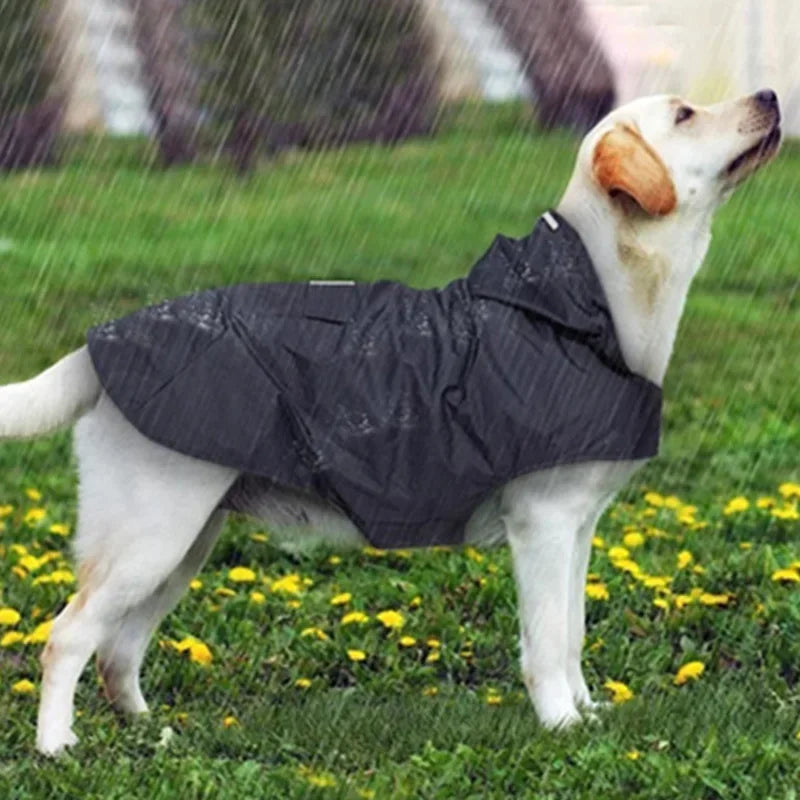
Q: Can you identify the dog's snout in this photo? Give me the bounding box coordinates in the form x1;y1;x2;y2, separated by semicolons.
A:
753;88;779;114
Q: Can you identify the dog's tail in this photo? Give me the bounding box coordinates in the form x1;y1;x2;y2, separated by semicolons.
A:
0;347;101;440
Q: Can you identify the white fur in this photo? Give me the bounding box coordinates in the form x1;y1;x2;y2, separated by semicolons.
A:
0;92;780;755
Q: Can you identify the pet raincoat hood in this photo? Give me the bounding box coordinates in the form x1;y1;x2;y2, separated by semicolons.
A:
87;212;662;548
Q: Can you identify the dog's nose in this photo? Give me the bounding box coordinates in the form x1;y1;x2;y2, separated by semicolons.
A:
754;89;779;111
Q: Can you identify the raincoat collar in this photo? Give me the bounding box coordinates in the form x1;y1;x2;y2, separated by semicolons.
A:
467;210;633;375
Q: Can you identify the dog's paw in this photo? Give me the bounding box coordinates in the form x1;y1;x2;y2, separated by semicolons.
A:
36;727;78;757
539;705;583;732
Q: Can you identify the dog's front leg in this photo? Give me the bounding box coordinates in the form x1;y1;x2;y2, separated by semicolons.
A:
504;495;582;730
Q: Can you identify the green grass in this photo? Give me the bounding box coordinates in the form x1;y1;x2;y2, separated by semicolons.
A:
0;104;798;797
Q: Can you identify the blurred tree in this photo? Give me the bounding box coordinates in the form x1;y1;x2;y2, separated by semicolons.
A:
0;0;60;169
189;0;439;172
487;0;616;132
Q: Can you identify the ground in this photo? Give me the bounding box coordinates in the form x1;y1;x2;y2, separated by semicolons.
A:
0;104;798;798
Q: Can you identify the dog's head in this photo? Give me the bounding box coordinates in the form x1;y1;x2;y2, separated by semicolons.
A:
571;90;781;220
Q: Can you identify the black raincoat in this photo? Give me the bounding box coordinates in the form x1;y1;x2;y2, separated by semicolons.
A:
87;212;662;548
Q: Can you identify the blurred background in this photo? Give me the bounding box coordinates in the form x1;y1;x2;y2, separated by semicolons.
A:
5;0;800;167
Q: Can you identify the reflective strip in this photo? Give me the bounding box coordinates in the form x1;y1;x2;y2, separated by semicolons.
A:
542;211;559;231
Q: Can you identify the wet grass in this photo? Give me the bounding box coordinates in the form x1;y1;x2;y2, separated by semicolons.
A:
0;103;798;796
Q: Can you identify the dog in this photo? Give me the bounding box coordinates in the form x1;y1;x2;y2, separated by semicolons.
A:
0;90;781;755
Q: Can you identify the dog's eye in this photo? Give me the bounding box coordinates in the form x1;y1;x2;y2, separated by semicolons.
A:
675;106;695;125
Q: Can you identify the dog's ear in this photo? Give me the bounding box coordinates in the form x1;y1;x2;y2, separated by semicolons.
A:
592;124;677;215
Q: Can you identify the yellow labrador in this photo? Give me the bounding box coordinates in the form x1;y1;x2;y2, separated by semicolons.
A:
0;91;781;755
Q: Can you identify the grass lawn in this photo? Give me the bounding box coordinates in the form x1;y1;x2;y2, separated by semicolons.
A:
0;104;798;797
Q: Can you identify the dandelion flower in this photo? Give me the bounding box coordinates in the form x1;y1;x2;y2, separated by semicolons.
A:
1;631;24;647
0;504;13;518
677;550;693;569
644;491;664;507
465;546;484;563
48;523;70;536
376;610;405;630
0;608;21;626
306;773;336;789
603;679;634;703
330;592;351;606
25;488;42;502
674;661;705;685
398;636;416;647
189;579;203;591
32;569;75;586
214;587;236;597
592;536;605;549
778;482;800;500
23;620;53;644
172;637;213;665
328;555;342;565
294;678;312;689
222;715;239;727
699;593;730;606
608;546;630;561
341;611;369;625
300;627;329;641
422;686;438;696
249;591;266;605
426;638;441;648
771;505;799;521
347;649;366;662
585;582;609;601
756;497;776;509
228;566;256;583
12;679;35;694
771;568;800;583
623;531;645;548
269;573;303;595
426;651;441;663
723;496;750;515
24;508;46;525
486;691;502;705
625;750;641;760
409;596;422;608
249;532;269;543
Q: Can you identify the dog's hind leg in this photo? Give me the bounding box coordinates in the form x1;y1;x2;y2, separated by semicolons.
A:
95;509;228;714
35;395;236;756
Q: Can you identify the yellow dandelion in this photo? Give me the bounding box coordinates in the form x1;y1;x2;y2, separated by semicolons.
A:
222;715;239;728
214;587;236;597
426;638;441;648
347;649;366;662
328;555;342;565
642;575;671;589
376;610;405;630
771;505;800;521
585;582;609;601
23;620;53;645
608;546;630;561
25;488;42;502
249;591;266;605
341;611;369;625
699;593;730;606
300;627;329;641
653;597;670;610
425;651;441;663
172;637;213;665
422;686;438;696
603;679;634;703
189;579;203;591
465;546;484;563
269;573;303;595
674;661;705;685
23;508;46;525
286;599;301;609
625;750;641;760
677;550;693;569
739;541;752;550
12;679;36;694
664;495;682;509
592;535;605;549
32;569;75;586
0;608;21;626
486;692;502;705
644;491;664;507
615;559;643;578
228;566;256;583
778;482;800;500
756;497;776;509
1;631;24;647
409;595;422;608
48;523;70;536
398;635;417;647
771;568;800;583
723;496;750;515
330;592;351;606
0;504;14;517
306;773;336;789
623;531;645;548
249;532;269;543
294;678;312;689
